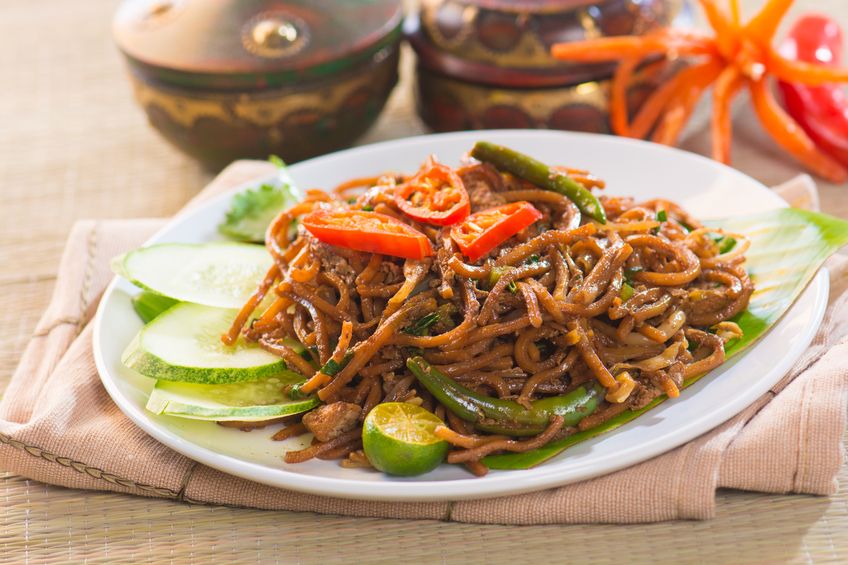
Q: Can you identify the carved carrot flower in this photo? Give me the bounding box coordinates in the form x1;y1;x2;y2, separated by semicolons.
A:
551;0;848;183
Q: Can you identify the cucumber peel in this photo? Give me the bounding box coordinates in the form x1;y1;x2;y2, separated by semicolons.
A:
146;375;317;422
218;161;303;242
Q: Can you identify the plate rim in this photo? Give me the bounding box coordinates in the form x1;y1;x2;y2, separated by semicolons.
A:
93;129;829;501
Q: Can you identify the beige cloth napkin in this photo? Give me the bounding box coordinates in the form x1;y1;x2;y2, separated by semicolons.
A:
1;161;846;524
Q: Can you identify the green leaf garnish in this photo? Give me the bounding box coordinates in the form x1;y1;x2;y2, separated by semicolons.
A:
218;159;302;243
268;154;286;169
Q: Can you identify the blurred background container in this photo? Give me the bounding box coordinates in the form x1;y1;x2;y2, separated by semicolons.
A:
408;0;686;132
113;0;688;169
114;0;403;170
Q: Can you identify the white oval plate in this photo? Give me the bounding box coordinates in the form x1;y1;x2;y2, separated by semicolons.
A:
94;130;827;502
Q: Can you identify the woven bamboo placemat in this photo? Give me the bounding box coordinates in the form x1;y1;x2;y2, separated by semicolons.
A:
2;0;847;562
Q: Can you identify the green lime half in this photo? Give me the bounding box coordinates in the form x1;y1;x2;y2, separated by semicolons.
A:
362;402;449;477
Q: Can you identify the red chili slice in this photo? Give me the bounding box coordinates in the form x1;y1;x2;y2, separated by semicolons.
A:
450;201;543;262
394;157;470;226
302;210;433;260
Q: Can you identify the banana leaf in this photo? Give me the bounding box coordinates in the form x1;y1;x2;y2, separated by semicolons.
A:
484;208;848;470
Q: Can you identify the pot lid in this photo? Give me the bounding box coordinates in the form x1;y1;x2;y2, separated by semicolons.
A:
114;0;403;89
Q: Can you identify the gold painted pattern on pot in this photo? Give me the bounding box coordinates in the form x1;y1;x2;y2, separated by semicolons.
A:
416;61;667;132
420;71;607;124
130;68;384;129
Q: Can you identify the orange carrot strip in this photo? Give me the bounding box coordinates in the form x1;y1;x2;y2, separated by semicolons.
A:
551;31;715;63
252;296;293;333
744;0;793;44
729;0;741;25
631;59;723;139
696;0;737;55
710;66;745;163
749;78;848;183
767;51;848;86
299;371;332;394
652;62;723;146
610;58;639;136
653;106;687;146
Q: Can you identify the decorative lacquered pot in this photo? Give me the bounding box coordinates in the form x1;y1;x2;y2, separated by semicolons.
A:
408;0;686;133
114;0;403;169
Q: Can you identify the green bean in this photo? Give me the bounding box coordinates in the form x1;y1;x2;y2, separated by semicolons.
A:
407;356;603;436
470;141;607;224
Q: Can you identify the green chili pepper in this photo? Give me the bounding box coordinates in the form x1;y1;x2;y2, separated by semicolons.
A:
620;282;635;301
470;141;607;224
406;357;603;436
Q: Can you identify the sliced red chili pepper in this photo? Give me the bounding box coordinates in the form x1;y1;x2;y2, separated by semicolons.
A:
450;202;542;262
302;210;433;260
394;156;470;226
778;14;848;169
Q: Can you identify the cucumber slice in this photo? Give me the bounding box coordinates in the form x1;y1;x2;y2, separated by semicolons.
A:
146;376;317;422
115;243;272;309
122;302;295;384
131;291;179;323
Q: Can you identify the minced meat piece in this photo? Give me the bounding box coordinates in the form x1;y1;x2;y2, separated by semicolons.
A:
305;234;365;286
459;164;507;212
302;402;362;442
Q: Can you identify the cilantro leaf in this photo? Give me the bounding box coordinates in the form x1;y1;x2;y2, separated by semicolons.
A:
218;158;301;242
